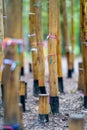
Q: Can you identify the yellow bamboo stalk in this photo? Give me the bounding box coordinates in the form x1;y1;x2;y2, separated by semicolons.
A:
3;0;23;127
71;0;75;72
81;0;87;108
48;0;59;114
57;0;64;93
35;0;46;94
29;0;39;96
62;0;72;78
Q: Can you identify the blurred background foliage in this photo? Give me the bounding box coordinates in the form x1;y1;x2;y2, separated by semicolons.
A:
23;0;80;55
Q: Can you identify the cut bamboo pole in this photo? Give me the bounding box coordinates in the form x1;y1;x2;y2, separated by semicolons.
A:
35;0;46;94
48;0;59;114
2;44;20;127
38;94;49;122
57;0;64;93
2;0;23;127
62;0;72;78
29;0;39;97
71;0;75;72
69;114;84;130
81;0;87;108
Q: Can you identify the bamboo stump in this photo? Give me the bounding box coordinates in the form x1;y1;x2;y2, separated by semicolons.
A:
19;80;26;112
69;114;84;130
78;62;84;91
38;94;49;122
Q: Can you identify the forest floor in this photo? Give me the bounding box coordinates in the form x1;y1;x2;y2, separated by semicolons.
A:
0;56;87;130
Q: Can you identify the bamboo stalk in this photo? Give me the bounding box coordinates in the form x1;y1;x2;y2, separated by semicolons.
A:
69;114;84;130
19;80;26;112
2;0;23;127
0;0;4;103
48;0;59;114
81;0;87;108
62;0;72;78
78;62;84;91
2;0;7;37
29;0;39;96
57;0;64;93
2;44;19;127
71;0;75;72
38;94;49;122
6;0;24;76
35;0;46;94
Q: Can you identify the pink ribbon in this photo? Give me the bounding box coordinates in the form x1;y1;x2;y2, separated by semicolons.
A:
3;126;14;130
2;37;24;49
47;34;57;40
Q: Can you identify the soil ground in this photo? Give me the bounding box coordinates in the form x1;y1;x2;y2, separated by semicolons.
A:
0;56;87;130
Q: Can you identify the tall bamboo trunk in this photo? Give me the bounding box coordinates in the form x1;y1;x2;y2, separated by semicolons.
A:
0;0;4;102
57;0;64;93
2;0;23;128
35;0;46;94
29;0;39;97
81;0;87;108
71;0;75;72
62;0;72;78
48;0;59;114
